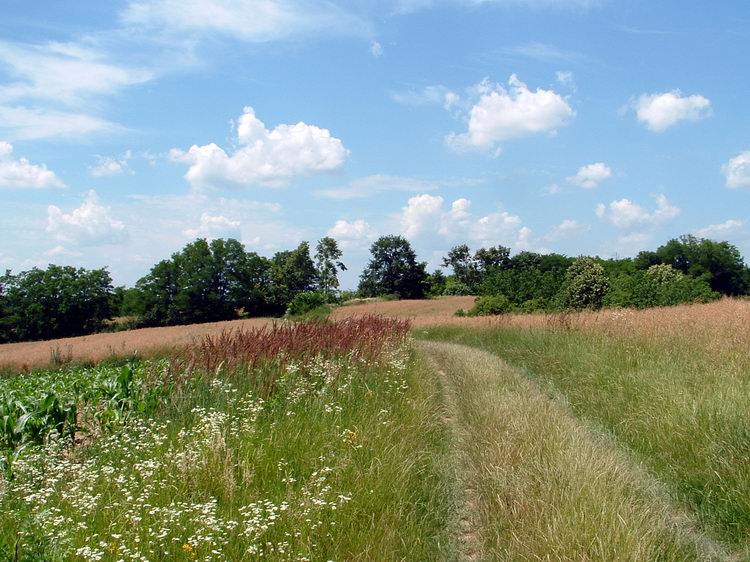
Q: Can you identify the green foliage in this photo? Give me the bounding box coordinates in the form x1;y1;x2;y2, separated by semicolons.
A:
443;280;472;296
637;234;750;295
480;252;572;309
426;269;447;297
136;238;274;326
557;257;610;310
468;294;512;316
0;265;113;343
270;241;317;313
358;235;429;299
286;291;327;317
606;264;718;309
314;237;346;302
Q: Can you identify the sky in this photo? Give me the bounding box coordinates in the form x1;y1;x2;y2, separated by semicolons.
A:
1;0;749;289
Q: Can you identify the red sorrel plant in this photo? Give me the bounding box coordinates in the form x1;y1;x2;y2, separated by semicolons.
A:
171;316;411;398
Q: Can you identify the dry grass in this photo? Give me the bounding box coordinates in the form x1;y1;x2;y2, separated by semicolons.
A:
0;317;272;372
332;295;476;324
4;296;747;372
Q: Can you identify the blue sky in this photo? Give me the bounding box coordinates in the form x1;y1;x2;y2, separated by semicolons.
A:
1;0;749;289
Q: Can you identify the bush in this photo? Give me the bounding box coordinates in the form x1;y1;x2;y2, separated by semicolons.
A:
557;258;610;310
443;281;472;296
605;264;719;309
468;294;512;316
286;291;327;317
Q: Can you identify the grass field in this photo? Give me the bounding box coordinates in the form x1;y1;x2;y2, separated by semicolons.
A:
2;298;749;560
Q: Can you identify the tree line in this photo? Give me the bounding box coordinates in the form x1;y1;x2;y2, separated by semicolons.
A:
1;233;748;343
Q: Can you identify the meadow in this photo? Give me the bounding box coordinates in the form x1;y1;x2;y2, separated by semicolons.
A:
1;298;749;560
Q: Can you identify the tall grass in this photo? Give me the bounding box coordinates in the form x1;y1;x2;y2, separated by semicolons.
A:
420;306;750;555
1;318;455;561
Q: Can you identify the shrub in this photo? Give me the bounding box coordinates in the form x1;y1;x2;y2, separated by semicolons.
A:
469;294;512;316
443;281;472;296
557;258;610;310
286;291;327;317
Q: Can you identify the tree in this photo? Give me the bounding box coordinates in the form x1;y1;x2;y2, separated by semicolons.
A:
442;244;480;289
557;257;610;310
474;245;511;273
0;265;114;342
270;242;317;312
358;235;428;299
136;238;273;326
315;237;346;302
647;235;750;296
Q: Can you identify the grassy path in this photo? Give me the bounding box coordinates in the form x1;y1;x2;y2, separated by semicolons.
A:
419;340;734;561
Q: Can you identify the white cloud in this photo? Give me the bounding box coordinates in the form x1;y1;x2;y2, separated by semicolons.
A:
556;70;574;88
370;41;383;57
399;194;527;248
0;105;122;140
170;105;349;189
0;40;151;140
122;0;371;42
47;190;129;246
567;162;612;189
0;141;65;189
633;90;712;132
316;174;443;199
545;218;586;240
595;194;680;229
401;194;445;238
694;219;743;239
391;85;460;110
89;150;134;177
327;219;376;249
722;151;750;189
543;183;561;195
447;74;574;151
183;212;242;239
0;41;152;106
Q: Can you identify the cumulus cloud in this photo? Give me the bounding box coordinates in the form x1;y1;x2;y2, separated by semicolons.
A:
327;219;376;249
399;194;528;248
567;162;612;189
694;219;744;239
47;190;128;246
122;0;370;42
446;74;574;151
170;105;349;189
183;212;241;239
595;194;679;229
370;41;383;57
722;151;750;189
0;141;65;189
633;90;712;132
89;150;133;177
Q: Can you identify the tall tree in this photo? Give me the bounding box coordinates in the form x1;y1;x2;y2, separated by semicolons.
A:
270;241;317;311
0;265;113;342
442;244;480;289
315;236;346;301
358;235;428;299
